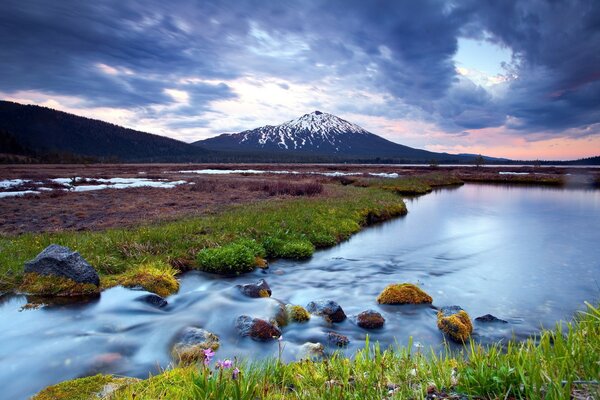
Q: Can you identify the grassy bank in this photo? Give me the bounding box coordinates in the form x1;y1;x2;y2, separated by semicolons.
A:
34;303;600;399
0;184;406;292
342;172;464;195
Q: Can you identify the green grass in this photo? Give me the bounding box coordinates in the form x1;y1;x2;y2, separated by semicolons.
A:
0;185;407;290
361;172;464;195
39;302;600;399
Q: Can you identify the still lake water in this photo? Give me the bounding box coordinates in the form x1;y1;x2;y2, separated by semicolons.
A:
1;184;599;399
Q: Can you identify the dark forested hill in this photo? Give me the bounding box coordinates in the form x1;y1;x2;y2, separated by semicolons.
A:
0;101;210;162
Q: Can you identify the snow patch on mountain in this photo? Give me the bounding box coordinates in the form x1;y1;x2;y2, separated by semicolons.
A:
237;111;369;151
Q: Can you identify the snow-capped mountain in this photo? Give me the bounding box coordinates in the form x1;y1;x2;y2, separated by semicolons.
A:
194;111;465;161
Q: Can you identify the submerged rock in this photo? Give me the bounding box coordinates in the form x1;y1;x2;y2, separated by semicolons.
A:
24;244;100;286
356;310;385;329
269;300;289;327
327;332;350;347
306;300;346;322
298;342;325;359
237;279;272;298
137;293;168;308
235;315;281;341
437;306;473;342
376;283;432;305
287;304;311;322
475;314;508;323
172;327;220;364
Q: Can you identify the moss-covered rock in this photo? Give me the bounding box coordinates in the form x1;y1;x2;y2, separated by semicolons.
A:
437;306;473;342
376;283;432;305
287;304;311;322
101;261;179;297
20;272;100;297
172;327;220;365
32;374;137;400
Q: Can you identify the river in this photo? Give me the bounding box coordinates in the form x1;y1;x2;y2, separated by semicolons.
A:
1;183;598;399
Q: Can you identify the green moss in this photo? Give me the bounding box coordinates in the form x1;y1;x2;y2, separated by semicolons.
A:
196;241;260;274
287;304;311;322
437;309;473;342
32;374;132;400
102;261;179;297
20;273;99;297
376;283;433;304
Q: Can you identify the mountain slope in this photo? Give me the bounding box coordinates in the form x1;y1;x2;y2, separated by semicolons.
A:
194;111;470;162
0;101;209;162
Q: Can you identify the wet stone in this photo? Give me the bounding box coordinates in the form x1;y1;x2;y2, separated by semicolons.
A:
475;314;508;323
237;279;272;298
306;300;346;322
327;332;349;347
137;294;168;308
235;315;281;341
356;310;385;329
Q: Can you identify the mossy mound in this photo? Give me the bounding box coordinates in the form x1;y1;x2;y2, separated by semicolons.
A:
376;283;432;305
287;304;311;322
102;261;179;297
197;240;264;275
20;272;100;297
437;306;473;342
32;374;137;400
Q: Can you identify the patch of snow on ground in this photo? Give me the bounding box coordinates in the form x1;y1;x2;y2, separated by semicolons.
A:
0;179;30;189
499;172;530;175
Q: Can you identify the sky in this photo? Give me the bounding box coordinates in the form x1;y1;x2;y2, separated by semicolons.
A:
1;0;599;160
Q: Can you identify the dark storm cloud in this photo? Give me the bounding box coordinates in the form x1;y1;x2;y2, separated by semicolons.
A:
0;0;599;136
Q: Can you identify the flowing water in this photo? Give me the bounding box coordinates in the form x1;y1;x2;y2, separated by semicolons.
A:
1;184;599;399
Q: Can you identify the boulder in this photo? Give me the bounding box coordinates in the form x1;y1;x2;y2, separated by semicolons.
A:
356;310;385;329
235;315;281;341
287;304;311;322
437;306;473;342
475;314;508;323
24;244;99;286
137;294;168;308
172;327;220;364
237;279;271;298
376;283;432;305
306;300;346;322
327;332;349;347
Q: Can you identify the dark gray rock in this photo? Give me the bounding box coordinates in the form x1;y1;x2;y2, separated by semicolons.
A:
237;279;272;298
24;244;99;286
475;314;508;323
137;294;168;308
327;332;349;347
235;315;281;341
356;310;385;329
306;300;346;322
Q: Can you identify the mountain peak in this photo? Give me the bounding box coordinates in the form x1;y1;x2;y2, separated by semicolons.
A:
313;110;323;115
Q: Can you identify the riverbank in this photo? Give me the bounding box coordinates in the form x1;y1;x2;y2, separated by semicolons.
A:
33;302;600;399
0;183;409;293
